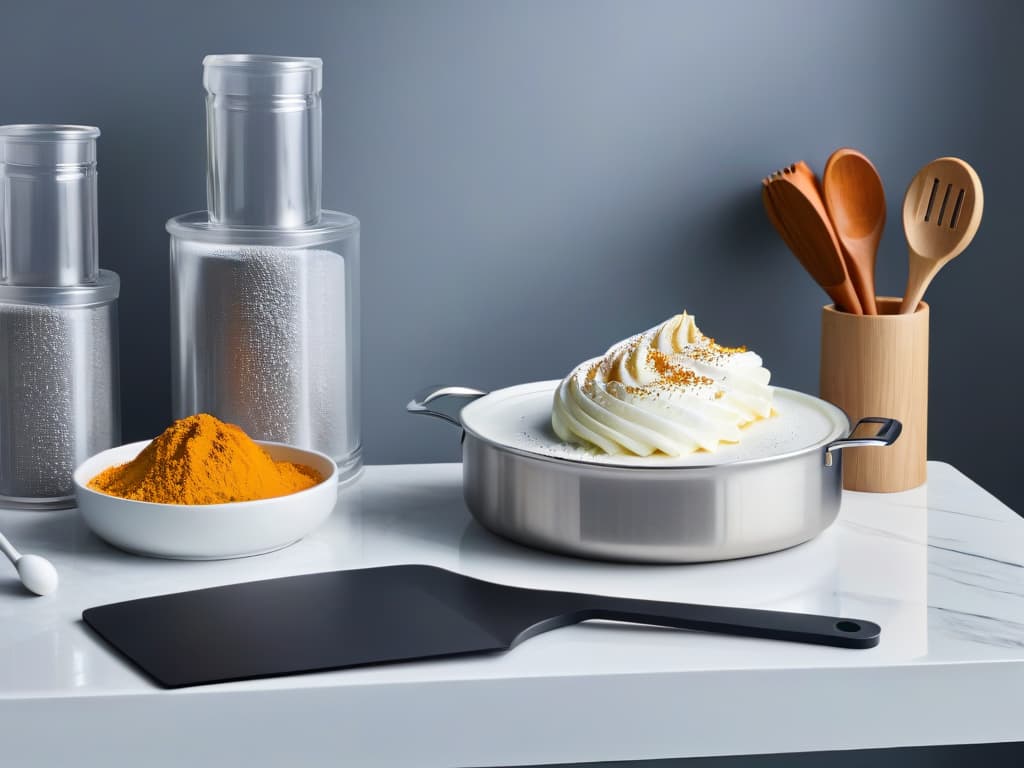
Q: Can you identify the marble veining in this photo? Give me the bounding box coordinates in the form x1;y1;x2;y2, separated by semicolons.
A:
930;606;1024;649
931;568;1024;600
928;543;1024;570
926;505;1004;521
841;518;929;546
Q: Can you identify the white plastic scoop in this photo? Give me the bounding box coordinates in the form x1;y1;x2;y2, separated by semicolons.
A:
0;530;58;596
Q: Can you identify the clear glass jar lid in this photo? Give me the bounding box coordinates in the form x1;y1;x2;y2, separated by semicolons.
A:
166;210;359;247
0;124;99;166
203;55;322;97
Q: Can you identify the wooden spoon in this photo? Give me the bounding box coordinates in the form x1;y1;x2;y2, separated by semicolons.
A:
822;148;885;314
900;157;983;313
762;163;863;314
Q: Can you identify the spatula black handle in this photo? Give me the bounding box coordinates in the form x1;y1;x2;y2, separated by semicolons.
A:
559;595;879;649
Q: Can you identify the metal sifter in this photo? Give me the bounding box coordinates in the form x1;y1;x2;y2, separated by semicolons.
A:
0;125;121;508
166;55;361;482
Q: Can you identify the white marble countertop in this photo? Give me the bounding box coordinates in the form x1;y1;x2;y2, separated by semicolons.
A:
1;461;1022;766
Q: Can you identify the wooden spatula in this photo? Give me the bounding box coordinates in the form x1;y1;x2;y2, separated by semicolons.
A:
900;157;983;313
763;163;863;314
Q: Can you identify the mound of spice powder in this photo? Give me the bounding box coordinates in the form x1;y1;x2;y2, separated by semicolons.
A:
88;413;322;504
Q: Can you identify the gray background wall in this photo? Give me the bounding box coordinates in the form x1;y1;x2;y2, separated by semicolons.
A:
2;0;1023;764
1;0;1020;511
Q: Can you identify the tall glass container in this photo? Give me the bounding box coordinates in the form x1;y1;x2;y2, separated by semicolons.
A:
0;125;120;508
167;56;360;482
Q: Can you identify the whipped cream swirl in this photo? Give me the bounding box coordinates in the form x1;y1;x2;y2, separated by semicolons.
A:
552;312;774;456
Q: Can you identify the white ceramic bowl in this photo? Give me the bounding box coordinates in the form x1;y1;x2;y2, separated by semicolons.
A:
73;440;339;560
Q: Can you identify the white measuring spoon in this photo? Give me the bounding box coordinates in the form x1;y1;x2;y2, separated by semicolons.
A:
0;530;58;596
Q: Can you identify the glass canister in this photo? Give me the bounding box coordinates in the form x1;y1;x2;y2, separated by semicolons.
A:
0;125;121;508
167;56;361;481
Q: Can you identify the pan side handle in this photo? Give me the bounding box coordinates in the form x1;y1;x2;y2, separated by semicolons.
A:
406;386;486;428
824;417;902;467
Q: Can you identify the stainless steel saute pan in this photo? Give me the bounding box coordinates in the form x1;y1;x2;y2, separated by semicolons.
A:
408;381;900;563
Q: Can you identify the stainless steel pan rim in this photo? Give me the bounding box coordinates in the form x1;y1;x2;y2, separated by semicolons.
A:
408;382;901;563
411;382;898;471
461;406;844;471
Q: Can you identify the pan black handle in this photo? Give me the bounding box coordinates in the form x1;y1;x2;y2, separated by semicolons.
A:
515;594;880;650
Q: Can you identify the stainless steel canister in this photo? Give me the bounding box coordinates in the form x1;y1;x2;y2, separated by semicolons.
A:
0;125;120;508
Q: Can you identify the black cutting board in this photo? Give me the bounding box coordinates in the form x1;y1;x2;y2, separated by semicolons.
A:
83;564;879;688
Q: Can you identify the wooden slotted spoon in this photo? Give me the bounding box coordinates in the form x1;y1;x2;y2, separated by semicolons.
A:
900;157;983;313
762;162;863;314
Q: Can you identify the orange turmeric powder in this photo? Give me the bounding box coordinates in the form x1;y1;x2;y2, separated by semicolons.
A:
88;413;322;504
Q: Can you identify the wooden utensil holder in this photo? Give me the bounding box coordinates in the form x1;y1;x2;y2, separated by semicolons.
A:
820;297;928;492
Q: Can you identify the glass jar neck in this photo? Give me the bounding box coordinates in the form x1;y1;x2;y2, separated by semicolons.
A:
0;125;100;287
203;55;324;228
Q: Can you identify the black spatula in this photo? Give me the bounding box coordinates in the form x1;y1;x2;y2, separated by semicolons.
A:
83;564;879;688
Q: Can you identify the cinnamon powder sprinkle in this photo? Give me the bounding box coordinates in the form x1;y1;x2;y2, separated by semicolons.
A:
706;338;747;354
689;340;747;364
646;349;714;387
